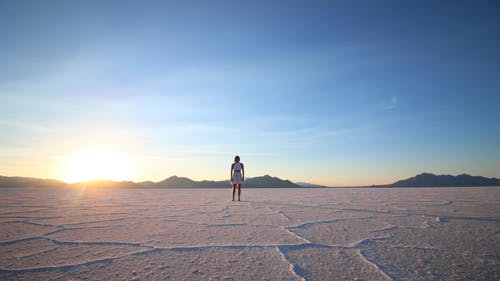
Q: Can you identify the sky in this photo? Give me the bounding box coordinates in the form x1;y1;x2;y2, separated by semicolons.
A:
1;0;499;186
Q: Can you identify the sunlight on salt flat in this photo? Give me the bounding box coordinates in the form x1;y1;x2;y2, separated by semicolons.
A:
0;187;498;280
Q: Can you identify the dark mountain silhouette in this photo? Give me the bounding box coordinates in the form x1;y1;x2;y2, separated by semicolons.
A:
0;175;303;188
155;176;199;188
0;176;68;188
296;182;329;188
385;173;500;187
150;176;227;188
6;173;496;189
245;175;300;188
152;175;301;188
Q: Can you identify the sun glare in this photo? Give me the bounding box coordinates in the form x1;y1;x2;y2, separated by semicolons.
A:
62;145;131;183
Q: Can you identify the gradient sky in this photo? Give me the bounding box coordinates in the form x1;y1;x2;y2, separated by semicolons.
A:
1;0;499;186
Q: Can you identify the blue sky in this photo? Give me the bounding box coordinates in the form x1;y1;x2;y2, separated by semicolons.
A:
1;0;499;185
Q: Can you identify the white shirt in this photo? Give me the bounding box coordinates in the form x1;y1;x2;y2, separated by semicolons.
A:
233;162;243;171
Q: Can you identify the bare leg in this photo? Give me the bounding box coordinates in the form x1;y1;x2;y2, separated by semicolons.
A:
232;184;236;201
237;184;241;201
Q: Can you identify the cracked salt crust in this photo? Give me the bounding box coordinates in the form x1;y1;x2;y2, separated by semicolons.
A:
0;187;499;280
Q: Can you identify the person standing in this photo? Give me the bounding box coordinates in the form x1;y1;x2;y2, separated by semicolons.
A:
231;155;244;201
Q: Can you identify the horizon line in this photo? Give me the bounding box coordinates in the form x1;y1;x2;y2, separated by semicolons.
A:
2;172;499;188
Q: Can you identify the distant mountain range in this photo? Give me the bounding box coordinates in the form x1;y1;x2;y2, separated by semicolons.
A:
379;173;500;187
0;176;69;188
0;175;305;189
145;175;302;188
1;173;499;189
296;182;328;188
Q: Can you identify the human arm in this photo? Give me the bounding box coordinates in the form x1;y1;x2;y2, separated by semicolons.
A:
241;163;245;181
230;163;234;181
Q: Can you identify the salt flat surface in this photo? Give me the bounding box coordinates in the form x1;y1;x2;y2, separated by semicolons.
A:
0;187;498;280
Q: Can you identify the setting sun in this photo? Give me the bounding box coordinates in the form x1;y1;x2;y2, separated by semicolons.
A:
62;146;131;183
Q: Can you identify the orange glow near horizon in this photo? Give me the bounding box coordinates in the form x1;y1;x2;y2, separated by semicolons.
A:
61;145;131;183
